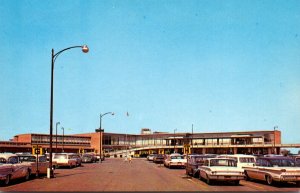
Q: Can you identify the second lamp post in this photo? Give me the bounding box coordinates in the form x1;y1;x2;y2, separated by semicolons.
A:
95;112;114;163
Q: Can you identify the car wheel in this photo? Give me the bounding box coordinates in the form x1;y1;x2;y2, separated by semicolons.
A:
4;175;11;185
244;171;250;181
206;174;212;185
25;170;31;181
193;171;199;178
296;181;300;187
266;175;273;185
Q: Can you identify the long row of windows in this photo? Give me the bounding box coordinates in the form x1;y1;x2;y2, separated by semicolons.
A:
103;136;265;146
32;135;90;145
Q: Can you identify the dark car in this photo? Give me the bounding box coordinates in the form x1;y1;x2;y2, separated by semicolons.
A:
186;154;217;178
81;153;97;163
153;154;165;164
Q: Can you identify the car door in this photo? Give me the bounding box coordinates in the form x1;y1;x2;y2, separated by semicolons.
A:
8;156;25;179
38;156;48;174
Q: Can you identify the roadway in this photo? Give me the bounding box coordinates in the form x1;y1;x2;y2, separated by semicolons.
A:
0;158;299;191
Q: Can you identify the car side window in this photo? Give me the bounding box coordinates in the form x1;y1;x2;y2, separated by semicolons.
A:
0;158;7;163
8;156;19;164
256;159;262;166
262;159;271;167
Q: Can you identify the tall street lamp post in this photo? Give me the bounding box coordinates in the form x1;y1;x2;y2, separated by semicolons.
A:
61;127;64;153
48;45;89;178
174;128;177;153
55;122;60;153
95;112;114;163
274;126;278;154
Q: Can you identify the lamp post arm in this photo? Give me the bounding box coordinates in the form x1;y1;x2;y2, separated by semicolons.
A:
100;112;114;129
53;46;83;62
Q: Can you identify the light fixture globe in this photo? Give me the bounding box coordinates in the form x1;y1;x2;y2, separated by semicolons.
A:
82;45;89;53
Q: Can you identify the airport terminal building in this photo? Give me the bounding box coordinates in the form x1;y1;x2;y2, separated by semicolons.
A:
0;128;286;156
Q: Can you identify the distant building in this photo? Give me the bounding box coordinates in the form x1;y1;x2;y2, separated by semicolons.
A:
141;128;151;135
0;129;293;157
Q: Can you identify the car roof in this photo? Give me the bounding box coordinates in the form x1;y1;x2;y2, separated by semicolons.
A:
207;157;236;161
258;156;293;160
219;154;255;158
0;153;18;159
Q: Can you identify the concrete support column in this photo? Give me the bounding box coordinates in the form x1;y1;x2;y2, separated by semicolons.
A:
202;148;206;154
268;148;272;154
233;147;238;154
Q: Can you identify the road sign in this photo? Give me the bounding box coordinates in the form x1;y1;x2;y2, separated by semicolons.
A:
32;146;43;155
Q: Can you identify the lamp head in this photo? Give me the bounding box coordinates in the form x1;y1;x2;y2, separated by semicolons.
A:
82;45;89;53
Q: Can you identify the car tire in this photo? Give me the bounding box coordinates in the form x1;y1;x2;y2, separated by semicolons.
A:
4;175;11;186
296;181;300;187
244;171;250;181
266;175;273;185
193;171;199;178
25;170;31;181
206;174;212;185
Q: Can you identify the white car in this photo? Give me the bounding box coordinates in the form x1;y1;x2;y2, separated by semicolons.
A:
199;158;245;185
52;153;77;168
244;156;300;186
147;154;156;161
218;154;256;169
164;153;186;169
0;153;32;186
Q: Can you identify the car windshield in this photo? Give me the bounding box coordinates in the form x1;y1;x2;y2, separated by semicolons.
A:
171;156;184;159
239;157;255;163
269;159;296;167
210;159;237;167
83;154;92;158
19;156;36;162
54;154;67;159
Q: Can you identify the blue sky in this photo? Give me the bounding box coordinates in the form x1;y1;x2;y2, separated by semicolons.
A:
0;0;299;151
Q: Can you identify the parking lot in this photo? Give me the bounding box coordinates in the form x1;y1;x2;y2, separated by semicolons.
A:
0;158;299;191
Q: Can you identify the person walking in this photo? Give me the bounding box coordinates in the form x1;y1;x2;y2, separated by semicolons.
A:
128;155;132;163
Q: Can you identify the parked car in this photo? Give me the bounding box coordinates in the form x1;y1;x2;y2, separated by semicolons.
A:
153;154;165;164
81;153;97;163
290;155;300;166
52;153;77;168
17;154;48;176
199;158;245;185
218;154;256;169
69;153;82;167
147;154;156;161
0;153;32;186
243;156;300;186
186;154;217;177
164;153;186;169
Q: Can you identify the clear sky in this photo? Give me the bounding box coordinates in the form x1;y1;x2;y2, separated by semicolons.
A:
0;0;299;151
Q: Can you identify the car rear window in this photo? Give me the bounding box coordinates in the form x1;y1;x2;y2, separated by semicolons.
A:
171;156;184;159
54;154;67;159
239;157;255;163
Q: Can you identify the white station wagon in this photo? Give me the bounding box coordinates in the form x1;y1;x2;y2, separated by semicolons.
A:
0;153;32;186
218;154;256;169
52;153;77;168
199;158;245;185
